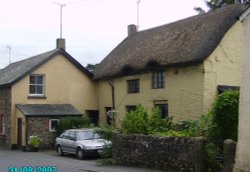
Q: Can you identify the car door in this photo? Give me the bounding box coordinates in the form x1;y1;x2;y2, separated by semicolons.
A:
67;131;77;153
60;130;71;152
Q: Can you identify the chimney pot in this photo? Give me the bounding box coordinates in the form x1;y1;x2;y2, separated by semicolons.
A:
128;24;137;36
56;38;66;50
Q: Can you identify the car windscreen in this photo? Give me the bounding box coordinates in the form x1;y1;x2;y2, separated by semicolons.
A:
76;131;100;140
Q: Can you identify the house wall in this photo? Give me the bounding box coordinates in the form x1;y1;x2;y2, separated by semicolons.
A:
26;117;57;148
97;64;205;125
11;54;97;145
0;87;11;148
96;81;112;124
203;21;243;114
234;14;250;172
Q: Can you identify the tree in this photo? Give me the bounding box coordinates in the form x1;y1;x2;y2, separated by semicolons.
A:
86;64;97;72
194;0;250;13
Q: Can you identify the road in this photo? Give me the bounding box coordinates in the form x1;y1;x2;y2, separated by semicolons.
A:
0;149;162;172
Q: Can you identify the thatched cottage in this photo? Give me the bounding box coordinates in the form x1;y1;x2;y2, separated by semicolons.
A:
94;4;247;124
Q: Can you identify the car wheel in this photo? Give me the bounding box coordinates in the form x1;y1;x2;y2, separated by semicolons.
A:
57;146;64;156
76;148;84;159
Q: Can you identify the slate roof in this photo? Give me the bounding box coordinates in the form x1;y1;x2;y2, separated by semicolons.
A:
94;4;248;80
0;48;93;87
16;104;82;116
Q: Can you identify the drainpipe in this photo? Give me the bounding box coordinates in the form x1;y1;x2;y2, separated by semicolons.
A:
107;80;115;110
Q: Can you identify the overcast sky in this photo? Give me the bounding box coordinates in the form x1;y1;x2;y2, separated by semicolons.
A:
0;0;208;69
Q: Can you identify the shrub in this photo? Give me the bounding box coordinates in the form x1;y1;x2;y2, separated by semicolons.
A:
121;104;172;135
121;104;149;134
28;135;42;148
211;91;239;141
95;126;116;166
56;116;91;136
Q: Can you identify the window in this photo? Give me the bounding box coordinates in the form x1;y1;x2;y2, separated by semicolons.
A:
152;72;165;89
126;105;136;113
49;119;59;132
127;79;139;93
0;114;5;135
155;104;168;118
29;75;45;96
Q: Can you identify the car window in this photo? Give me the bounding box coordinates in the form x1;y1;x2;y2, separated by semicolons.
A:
76;130;100;140
69;131;76;140
61;130;70;139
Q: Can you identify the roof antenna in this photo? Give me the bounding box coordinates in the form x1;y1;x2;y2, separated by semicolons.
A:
6;45;11;64
54;2;66;38
137;0;141;30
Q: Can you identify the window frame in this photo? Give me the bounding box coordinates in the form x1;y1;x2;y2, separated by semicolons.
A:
49;119;59;132
154;103;168;119
127;79;140;93
29;74;45;96
152;71;165;89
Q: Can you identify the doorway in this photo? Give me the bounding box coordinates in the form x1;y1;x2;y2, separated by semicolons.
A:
17;118;22;148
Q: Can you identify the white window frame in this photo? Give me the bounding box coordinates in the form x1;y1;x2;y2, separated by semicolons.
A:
49;119;59;132
29;74;45;96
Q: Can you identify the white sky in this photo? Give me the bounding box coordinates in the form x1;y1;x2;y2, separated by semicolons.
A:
0;0;208;69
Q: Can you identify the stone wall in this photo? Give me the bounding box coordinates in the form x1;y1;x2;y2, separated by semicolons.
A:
112;134;206;172
27;117;56;148
0;87;11;149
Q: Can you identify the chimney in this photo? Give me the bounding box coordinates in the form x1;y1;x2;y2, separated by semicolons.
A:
56;38;66;50
128;24;137;36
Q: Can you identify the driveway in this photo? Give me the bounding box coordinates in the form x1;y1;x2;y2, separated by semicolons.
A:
0;149;162;172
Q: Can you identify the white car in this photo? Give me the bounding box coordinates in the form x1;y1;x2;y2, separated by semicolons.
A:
55;128;110;159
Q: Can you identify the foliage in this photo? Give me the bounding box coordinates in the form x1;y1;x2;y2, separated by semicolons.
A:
121;104;172;135
121;104;149;134
210;91;239;141
95;125;116;166
28;135;42;148
56;116;91;136
194;0;250;13
86;63;97;72
204;91;239;171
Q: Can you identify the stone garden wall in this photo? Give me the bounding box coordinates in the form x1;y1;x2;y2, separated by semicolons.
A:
112;134;206;172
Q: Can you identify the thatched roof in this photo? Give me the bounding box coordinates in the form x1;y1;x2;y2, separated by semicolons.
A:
94;4;248;80
0;49;92;87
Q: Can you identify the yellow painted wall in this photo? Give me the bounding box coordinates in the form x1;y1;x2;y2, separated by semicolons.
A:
97;64;205;125
203;22;243;114
11;54;97;144
234;15;250;172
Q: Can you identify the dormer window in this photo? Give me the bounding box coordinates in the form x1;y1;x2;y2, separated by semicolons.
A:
29;75;45;96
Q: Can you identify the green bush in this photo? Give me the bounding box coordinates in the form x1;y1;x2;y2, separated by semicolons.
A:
211;91;239;141
121;104;172;135
56;116;91;136
95;126;115;166
121;104;149;134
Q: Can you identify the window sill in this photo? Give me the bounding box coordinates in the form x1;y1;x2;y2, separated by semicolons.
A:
28;96;47;99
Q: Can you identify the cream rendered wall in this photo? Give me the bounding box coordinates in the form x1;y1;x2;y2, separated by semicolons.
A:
97;64;205;125
96;81;112;124
203;22;243;114
11;54;97;144
234;15;250;172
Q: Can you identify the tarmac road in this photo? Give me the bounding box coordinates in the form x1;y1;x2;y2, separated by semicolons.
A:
0;149;162;172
